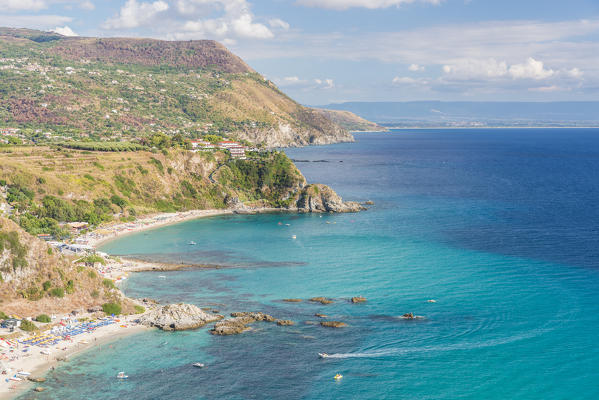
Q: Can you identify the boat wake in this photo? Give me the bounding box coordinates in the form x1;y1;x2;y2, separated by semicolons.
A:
322;327;552;359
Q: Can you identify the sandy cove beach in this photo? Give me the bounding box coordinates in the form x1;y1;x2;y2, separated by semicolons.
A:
0;207;284;398
0;316;147;399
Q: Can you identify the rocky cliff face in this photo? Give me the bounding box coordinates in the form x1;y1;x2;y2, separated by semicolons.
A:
292;184;366;213
236;121;354;148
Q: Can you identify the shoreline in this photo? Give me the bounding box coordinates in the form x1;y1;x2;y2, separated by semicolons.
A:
1;206;295;399
0;317;148;400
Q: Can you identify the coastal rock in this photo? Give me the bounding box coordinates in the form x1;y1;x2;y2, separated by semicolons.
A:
87;306;102;313
399;313;425;320
309;297;334;305
315;313;328;318
276;319;294;326
34;387;45;392
27;377;46;383
320;321;347;328
294;184;366;213
138;303;223;331
363;200;375;205
351;296;367;303
211;312;275;335
282;298;303;303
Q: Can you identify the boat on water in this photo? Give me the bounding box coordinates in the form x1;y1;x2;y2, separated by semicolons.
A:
188;241;197;245
192;363;205;368
158;275;166;279
334;373;343;381
9;376;22;381
318;353;329;358
17;371;30;376
116;372;128;379
292;235;297;239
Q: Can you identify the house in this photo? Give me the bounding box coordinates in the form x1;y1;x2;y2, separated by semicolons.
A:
1;318;21;329
217;141;247;159
0;128;19;136
190;140;215;150
37;233;54;241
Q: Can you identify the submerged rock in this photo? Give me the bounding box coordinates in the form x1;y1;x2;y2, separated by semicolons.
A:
309;297;334;304
138;303;223;331
320;321;347;328
34;387;45;392
211;312;275;335
282;298;303;303
27;377;46;383
363;200;375;205
351;296;367;303
399;313;425;320
276;319;295;326
314;313;328;318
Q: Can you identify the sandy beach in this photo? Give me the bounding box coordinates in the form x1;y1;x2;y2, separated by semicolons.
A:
0;206;285;399
0;315;147;399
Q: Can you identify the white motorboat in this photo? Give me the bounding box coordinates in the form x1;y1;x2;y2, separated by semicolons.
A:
192;363;205;368
188;241;197;245
318;353;329;359
116;371;128;379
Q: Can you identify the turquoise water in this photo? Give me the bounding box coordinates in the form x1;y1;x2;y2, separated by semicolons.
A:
20;129;599;399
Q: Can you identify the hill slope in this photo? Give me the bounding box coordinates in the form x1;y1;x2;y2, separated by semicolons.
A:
315;108;387;131
0;28;353;147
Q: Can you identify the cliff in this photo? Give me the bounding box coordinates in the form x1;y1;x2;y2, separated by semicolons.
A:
0;28;353;147
314;109;387;132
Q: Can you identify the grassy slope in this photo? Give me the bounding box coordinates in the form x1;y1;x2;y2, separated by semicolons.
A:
0;217;135;316
0;28;352;146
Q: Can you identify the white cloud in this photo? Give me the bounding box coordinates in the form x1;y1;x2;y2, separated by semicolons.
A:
529;85;563;92
0;0;47;11
80;0;94;10
103;0;276;41
103;0;169;29
0;14;72;29
442;57;555;80
52;25;78;36
408;63;424;71
296;0;442;10
392;76;429;85
508;57;554;80
275;76;334;90
269;18;290;30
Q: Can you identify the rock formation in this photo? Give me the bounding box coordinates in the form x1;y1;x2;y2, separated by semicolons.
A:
276;319;294;326
320;321;347;328
351;296;367;303
309;297;334;304
294;185;365;213
138;303;223;331
210;312;275;335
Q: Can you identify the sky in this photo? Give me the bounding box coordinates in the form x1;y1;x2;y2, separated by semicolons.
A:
1;0;599;105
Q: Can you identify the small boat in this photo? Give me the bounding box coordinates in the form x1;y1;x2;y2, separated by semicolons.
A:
188;241;197;245
116;372;128;379
334;373;343;381
291;235;297;239
318;353;329;358
16;371;30;376
426;299;437;303
9;376;22;382
158;275;166;279
40;350;51;355
192;363;205;368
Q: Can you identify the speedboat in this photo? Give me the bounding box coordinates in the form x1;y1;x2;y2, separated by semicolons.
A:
318;353;329;359
17;371;30;376
116;372;128;379
291;235;297;239
188;241;197;245
192;363;205;368
334;373;343;381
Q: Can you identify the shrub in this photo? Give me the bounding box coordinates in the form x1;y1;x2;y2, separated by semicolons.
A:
47;247;53;255
66;280;75;294
49;287;65;298
42;280;52;291
35;314;51;323
102;278;115;289
88;270;97;279
91;289;99;298
102;302;122;315
20;319;37;332
0;311;8;320
133;305;145;314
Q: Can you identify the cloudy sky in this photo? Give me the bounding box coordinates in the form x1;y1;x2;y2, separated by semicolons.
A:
1;0;599;105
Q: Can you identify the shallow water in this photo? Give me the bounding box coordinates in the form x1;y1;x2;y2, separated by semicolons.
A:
20;129;599;399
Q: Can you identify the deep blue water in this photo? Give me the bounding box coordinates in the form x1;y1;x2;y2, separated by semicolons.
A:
20;129;599;399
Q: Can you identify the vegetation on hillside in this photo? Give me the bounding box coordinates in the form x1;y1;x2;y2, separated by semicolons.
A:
0;28;351;147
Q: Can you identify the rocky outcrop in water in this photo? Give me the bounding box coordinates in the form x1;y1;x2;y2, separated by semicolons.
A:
138;303;223;331
309;297;334;304
282;298;303;303
351;296;367;303
294;185;365;213
276;319;294;326
210;312;275;335
320;321;347;328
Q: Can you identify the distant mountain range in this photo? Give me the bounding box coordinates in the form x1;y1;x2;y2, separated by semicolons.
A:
316;101;599;127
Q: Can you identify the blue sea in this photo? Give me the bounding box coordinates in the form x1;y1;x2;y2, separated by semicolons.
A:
20;129;599;399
